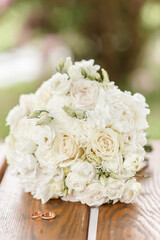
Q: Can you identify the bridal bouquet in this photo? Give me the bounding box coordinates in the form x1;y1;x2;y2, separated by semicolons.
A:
6;58;150;206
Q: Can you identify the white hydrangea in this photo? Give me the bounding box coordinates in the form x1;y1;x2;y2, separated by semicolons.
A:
5;58;150;206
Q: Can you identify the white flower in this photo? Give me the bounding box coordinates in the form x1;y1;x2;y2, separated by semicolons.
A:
19;94;37;112
123;154;143;172
5;58;149;206
6;135;37;168
80;181;108;206
87;88;110;129
103;177;125;200
120;178;141;203
6;134;18;164
70;79;99;110
6;94;39;130
52;134;83;167
15;137;37;154
102;156;123;174
6;105;26;130
34;180;64;204
61;189;81;203
47;95;70;113
32;125;55;149
47;72;70;95
71;161;96;181
75;59;100;77
14;152;38;172
89;128;122;161
68;59;100;81
35;81;52;108
68;65;83;81
108;91;150;133
65;161;95;191
123;130;147;147
35;147;55;168
59;119;96;148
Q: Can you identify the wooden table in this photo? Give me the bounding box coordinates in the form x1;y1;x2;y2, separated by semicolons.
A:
0;142;160;240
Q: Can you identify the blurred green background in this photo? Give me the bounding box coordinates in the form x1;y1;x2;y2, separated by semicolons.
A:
0;0;160;139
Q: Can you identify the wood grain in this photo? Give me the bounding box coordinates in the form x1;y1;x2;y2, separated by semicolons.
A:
0;168;90;240
97;141;160;240
0;144;7;182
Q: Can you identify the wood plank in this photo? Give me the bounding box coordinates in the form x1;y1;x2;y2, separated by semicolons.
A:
0;144;7;182
0;168;90;240
97;141;160;240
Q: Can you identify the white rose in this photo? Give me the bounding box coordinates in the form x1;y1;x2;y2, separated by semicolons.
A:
89;128;121;161
52;134;83;167
103;177;125;200
80;181;108;206
123;154;143;172
71;161;95;181
102;156;123;174
70;79;99;110
68;59;100;81
65;161;95;191
65;172;86;192
47;72;70;95
33;125;55;149
120;178;141;203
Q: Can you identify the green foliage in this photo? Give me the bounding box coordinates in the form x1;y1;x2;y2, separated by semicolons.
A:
0;81;38;139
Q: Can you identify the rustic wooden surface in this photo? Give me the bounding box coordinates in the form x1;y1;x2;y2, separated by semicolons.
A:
0;144;7;182
97;141;160;240
0;142;160;240
0;167;90;240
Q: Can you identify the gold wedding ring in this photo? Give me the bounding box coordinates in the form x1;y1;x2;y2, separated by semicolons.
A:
31;211;42;219
41;212;56;220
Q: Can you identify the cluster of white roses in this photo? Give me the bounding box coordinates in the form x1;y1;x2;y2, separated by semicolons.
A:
5;58;150;206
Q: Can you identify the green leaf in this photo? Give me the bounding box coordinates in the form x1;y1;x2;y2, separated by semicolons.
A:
109;172;120;179
101;68;109;82
36;116;53;126
64;57;73;72
27;110;49;119
100;175;107;187
81;68;87;78
144;144;153;153
135;174;150;178
107;200;113;204
63;189;68;197
63;105;86;119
